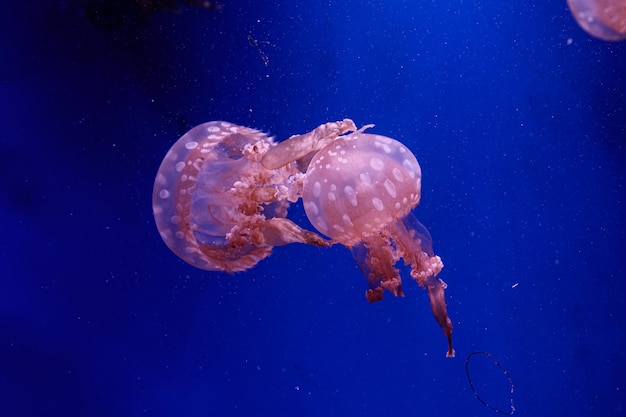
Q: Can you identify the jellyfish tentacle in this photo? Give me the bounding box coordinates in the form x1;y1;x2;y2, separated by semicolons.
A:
261;119;358;170
351;235;404;302
391;212;452;356
263;218;330;247
425;275;455;357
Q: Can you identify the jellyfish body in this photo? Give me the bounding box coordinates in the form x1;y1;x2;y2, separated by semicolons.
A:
153;120;454;356
152;121;330;273
567;0;626;41
302;131;454;357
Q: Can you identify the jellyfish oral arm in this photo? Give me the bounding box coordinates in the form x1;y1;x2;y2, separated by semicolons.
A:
351;236;405;303
425;275;455;358
263;218;330;247
261;119;359;170
392;214;453;357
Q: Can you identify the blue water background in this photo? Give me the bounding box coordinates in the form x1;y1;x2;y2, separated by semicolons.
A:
1;1;625;416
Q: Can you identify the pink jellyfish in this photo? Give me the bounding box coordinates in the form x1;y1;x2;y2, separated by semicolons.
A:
152;120;356;272
567;0;626;41
267;123;454;357
153;119;453;356
154;121;325;272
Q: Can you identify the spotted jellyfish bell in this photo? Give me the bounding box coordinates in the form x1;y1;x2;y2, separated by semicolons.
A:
302;128;454;357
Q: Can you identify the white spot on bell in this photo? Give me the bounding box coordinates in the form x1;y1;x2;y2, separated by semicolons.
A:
403;159;416;178
313;181;321;197
392;167;404;182
333;224;345;233
370;157;384;171
372;197;384;211
384;179;397;198
305;201;319;216
374;141;391;153
344;186;358;207
359;172;372;186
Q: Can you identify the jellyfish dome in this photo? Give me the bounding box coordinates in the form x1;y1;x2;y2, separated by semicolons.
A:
303;133;422;245
302;131;454;357
567;0;626;41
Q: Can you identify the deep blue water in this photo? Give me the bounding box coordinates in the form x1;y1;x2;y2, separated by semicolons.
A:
1;1;625;416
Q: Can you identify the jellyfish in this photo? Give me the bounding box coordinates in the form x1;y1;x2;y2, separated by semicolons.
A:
152;121;347;272
153;119;454;356
567;0;626;41
298;129;454;357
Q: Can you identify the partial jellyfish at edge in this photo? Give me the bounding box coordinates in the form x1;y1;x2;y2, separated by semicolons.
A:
567;0;626;41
